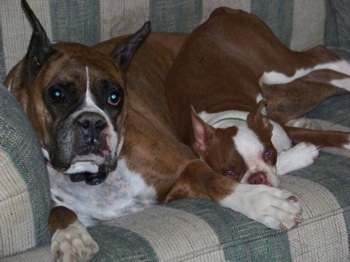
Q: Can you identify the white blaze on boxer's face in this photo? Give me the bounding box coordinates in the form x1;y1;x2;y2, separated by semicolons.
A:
83;65;119;154
82;66;114;122
84;66;98;110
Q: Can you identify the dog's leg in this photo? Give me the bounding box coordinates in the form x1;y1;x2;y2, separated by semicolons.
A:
263;69;350;124
286;118;350;132
276;142;319;175
166;160;302;230
220;183;302;230
276;126;350;175
260;45;350;89
275;120;350;175
261;61;350;89
286;118;324;130
284;126;350;149
49;206;99;261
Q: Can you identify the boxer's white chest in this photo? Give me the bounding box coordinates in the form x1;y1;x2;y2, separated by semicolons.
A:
48;158;157;227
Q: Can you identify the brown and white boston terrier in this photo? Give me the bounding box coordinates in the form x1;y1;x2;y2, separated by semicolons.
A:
6;2;346;261
166;8;350;188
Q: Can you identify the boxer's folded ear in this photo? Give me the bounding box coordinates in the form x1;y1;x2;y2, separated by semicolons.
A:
112;21;151;70
21;0;57;87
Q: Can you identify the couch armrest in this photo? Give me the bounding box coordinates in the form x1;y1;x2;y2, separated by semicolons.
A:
0;85;51;258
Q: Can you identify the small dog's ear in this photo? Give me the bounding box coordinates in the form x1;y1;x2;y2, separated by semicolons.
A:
190;105;215;158
247;100;273;131
21;0;57;87
112;21;151;70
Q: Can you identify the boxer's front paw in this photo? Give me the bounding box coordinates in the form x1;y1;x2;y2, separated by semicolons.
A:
277;142;319;175
51;220;99;262
221;184;302;230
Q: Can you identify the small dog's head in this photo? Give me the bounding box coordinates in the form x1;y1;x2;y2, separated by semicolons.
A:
190;101;279;187
6;0;151;185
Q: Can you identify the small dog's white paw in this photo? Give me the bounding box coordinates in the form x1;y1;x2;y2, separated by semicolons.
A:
290;142;319;166
277;142;319;175
51;220;99;262
221;184;302;230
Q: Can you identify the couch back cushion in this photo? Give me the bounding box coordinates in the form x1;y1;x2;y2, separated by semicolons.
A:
0;0;338;82
0;85;51;258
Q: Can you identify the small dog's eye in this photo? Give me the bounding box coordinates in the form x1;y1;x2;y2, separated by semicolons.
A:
223;167;240;179
107;92;120;106
263;149;272;160
50;88;65;103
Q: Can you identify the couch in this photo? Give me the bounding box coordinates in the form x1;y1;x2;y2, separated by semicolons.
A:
1;0;349;261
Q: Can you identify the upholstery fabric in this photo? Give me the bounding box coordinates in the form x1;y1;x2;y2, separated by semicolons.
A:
1;0;350;261
0;85;51;257
325;0;350;50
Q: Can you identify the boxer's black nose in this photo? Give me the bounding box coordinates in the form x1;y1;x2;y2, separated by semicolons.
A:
75;112;106;144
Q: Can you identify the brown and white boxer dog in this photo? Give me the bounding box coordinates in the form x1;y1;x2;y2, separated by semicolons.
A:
5;1;326;261
166;8;350;189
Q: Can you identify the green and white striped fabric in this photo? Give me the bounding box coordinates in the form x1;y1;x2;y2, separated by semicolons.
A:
0;85;51;258
1;0;350;261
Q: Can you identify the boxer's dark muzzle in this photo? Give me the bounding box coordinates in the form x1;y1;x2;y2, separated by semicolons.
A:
74;112;111;157
48;110;119;185
75;112;106;149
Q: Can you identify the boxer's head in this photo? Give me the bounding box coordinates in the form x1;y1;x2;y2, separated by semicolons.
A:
190;101;279;187
7;0;150;185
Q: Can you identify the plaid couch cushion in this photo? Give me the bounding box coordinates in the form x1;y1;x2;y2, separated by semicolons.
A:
0;85;51;258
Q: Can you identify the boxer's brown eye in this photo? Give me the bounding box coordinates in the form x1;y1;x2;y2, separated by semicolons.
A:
50;89;65;103
107;92;120;106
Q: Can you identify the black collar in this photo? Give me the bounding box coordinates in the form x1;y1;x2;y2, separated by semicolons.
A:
70;172;107;185
45;157;108;185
